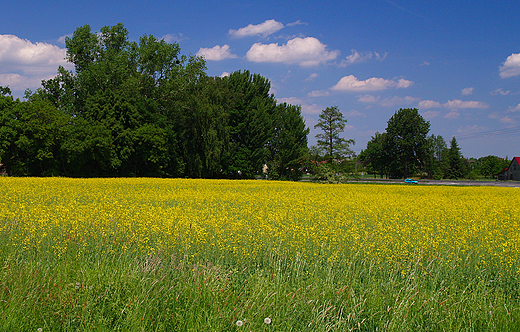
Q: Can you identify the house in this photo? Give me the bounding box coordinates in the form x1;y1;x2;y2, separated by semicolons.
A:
498;157;520;181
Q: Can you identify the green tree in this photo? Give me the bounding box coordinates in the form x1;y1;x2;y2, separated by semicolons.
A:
359;132;388;178
384;108;430;178
477;155;510;179
267;103;309;181
0;92;68;176
445;137;467;179
224;70;276;178
314;106;355;164
425;134;448;179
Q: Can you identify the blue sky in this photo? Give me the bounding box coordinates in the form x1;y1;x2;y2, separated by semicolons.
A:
1;0;519;158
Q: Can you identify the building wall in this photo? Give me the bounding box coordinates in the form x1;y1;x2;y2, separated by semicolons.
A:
506;158;520;181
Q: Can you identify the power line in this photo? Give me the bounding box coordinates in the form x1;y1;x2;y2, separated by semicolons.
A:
455;126;520;140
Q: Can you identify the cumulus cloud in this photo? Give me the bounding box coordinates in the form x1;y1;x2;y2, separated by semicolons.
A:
0;34;72;95
357;94;380;104
340;49;387;66
499;53;520;78
461;87;474;95
444;99;489;109
508;103;520;112
0;34;69;75
220;72;230;78
331;75;412;92
418;100;443;109
489;112;517;124
196;44;237;61
357;94;418;107
0;73;52;92
229;19;284;38
308;90;330;97
246;37;339;66
421;110;441;119
161;33;186;43
277;97;323;115
445;111;460;119
277;96;303;105
418;99;488;109
301;103;323;115
57;34;72;44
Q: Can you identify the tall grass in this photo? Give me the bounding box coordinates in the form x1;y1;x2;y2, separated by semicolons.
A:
1;178;519;331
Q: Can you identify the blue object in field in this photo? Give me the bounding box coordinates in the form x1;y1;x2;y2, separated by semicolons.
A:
405;178;418;184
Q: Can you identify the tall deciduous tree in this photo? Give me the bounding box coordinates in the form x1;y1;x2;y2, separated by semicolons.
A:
384;108;430;178
359;132;388;178
268;103;309;181
314;106;354;164
225;70;276;178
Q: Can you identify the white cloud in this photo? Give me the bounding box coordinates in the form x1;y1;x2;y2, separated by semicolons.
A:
444;99;489;109
357;94;418;107
304;73;318;82
246;37;339;66
308;90;330;97
508;103;520;112
0;34;72;95
445;111;460;119
331;75;413;92
196;44;237;61
379;96;419;107
345;110;366;117
301;103;323;115
492;88;510;95
421;110;441;119
0;34;70;75
220;72;230;78
357;94;380;103
461;87;474;95
418;100;442;109
0;73;52;92
277;96;303;105
489;112;517;124
340;49;387;66
286;20;306;27
161;33;186;43
229;19;284;38
417;99;488;109
57;34;72;44
499;53;520;78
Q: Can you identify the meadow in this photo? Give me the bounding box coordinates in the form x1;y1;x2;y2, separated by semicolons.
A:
1;178;519;331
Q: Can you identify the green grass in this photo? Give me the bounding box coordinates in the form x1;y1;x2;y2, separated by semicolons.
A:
2;241;520;331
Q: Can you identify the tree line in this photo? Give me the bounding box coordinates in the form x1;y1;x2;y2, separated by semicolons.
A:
0;23;309;180
0;23;509;181
358;108;510;179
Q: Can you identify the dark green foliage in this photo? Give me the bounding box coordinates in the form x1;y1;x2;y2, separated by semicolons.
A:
383;108;430;178
444;137;469;179
359;132;388;178
0;24;309;179
268;103;310;181
313;106;354;164
474;155;510;179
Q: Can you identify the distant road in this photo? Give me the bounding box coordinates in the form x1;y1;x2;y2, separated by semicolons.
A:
344;179;520;188
421;180;520;188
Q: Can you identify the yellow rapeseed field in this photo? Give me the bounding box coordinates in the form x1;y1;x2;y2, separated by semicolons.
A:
1;178;519;274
